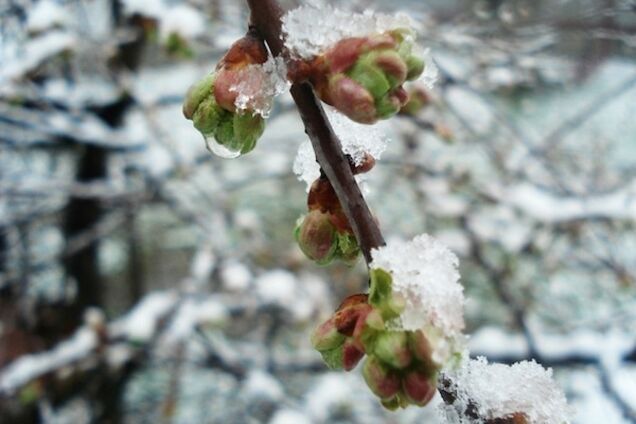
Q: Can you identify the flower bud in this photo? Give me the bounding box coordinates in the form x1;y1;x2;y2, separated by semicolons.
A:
295;210;337;265
373;331;412;369
400;86;431;115
307;177;340;213
334;301;371;337
311;30;426;123
311;317;345;352
363;357;401;399
328;74;377;124
402;370;436;406
370;50;408;88
342;338;365;371
408;330;435;368
191;95;226;135
336;232;361;263
183;34;269;158
183;73;215;120
349;153;376;174
231;112;265;153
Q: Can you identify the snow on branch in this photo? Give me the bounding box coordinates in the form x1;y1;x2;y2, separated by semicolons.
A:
500;182;636;223
371;234;465;337
293;108;389;189
440;357;571;424
281;4;415;59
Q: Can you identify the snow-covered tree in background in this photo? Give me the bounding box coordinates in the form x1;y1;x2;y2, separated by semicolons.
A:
181;1;571;421
1;0;635;423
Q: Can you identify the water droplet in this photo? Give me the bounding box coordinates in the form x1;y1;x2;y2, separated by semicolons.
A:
204;136;241;159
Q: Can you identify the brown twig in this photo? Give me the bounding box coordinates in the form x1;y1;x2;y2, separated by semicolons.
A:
245;0;385;264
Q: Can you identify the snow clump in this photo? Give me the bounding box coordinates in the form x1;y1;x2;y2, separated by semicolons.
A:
440;357;571;424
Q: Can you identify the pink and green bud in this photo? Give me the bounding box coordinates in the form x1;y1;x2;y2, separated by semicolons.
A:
295;210;338;265
327;74;377;124
336;232;361;264
311;317;345;352
183;73;215;120
369;268;404;320
183;34;269;157
311;29;426;123
408;330;437;370
402;370;437;406
373;331;412;369
363;356;401;400
400;86;432;115
342;338;366;371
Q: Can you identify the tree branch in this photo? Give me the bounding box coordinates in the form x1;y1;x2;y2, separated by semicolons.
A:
245;0;385;264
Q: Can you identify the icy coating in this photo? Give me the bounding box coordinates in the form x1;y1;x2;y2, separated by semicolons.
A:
292;108;388;189
370;234;465;338
441;357;571;424
281;4;415;59
417;47;439;89
229;56;289;118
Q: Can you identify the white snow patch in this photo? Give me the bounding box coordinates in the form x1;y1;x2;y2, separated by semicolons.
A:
1;31;76;82
220;261;252;292
502;182;636;223
242;369;284;401
371;234;465;339
282;5;415;59
159;4;206;41
27;0;68;33
167;298;227;339
305;373;356;422
468;327;529;358
122;0;164;19
112;291;178;342
269;409;312;424
255;269;297;306
0;328;96;394
293;108;389;189
441;357;571;424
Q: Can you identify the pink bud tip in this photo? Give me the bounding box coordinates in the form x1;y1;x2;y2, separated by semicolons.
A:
328;75;377;124
342;339;365;371
402;371;436;406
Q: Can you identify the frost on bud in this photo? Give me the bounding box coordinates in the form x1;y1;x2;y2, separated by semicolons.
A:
182;33;269;158
349;153;376;175
310;30;426;123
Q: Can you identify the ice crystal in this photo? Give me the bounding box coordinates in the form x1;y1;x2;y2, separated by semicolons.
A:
370;234;464;339
417;48;439;89
292;108;388;189
440;357;571;424
282;4;416;59
230;56;289;118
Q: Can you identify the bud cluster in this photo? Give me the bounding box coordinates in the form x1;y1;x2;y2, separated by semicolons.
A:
399;85;432;116
294;155;375;265
312;268;448;409
309;29;425;124
182;33;268;157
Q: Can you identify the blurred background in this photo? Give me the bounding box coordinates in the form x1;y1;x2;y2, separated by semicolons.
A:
1;0;635;422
